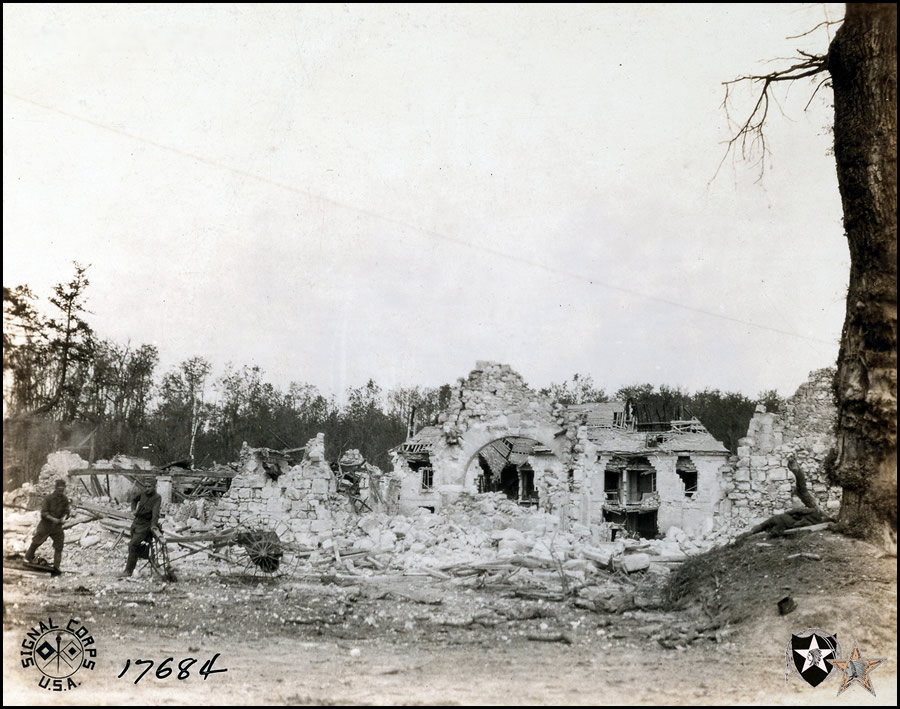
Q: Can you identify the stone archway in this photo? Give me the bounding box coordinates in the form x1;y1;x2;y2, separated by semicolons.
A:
467;437;540;503
461;425;565;506
394;362;568;512
459;422;566;470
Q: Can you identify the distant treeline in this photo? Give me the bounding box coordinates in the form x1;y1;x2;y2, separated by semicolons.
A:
3;265;782;489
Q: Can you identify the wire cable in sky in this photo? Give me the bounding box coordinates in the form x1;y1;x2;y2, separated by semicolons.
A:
5;90;838;347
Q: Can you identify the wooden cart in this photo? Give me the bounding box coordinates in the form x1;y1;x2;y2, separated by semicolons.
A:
138;516;301;582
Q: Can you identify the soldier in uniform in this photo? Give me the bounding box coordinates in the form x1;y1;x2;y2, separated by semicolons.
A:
120;477;162;578
25;479;71;572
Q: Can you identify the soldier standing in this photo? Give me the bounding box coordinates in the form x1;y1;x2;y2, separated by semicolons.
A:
120;478;162;578
25;479;71;573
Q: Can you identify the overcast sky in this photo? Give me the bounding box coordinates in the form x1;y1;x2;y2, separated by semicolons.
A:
3;3;849;403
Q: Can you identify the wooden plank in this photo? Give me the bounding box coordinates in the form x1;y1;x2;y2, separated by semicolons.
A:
75;501;131;519
782;522;832;535
2;503;33;512
4;559;61;575
167;543;233;565
63;514;100;530
68;468;236;478
421;567;451;580
100;519;131;532
526;633;573;644
164;532;236;544
69;468;146;477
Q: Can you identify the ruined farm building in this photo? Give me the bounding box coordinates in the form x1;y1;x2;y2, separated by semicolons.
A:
392;362;730;538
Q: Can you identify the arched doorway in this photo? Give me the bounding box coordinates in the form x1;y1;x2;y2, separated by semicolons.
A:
469;437;549;506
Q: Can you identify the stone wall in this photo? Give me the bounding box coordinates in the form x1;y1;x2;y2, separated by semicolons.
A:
720;368;841;531
213;434;350;548
558;409;596;529
654;454;728;537
439;361;560;437
397;361;569;513
398;361;732;538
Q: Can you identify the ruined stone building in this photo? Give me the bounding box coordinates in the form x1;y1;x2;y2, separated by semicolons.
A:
391;362;842;540
19;363;839;550
391;362;731;538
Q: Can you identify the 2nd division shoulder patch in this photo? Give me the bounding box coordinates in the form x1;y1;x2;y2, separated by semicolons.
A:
786;629;840;687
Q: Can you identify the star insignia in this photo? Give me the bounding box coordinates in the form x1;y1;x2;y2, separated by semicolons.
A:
827;640;885;696
793;633;835;673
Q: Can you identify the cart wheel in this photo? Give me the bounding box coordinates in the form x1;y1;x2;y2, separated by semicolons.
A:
147;531;177;582
226;515;300;579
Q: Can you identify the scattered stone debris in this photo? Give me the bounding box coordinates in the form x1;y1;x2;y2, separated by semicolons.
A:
2;366;846;611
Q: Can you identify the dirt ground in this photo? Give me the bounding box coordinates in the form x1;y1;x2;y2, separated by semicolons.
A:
3;529;896;706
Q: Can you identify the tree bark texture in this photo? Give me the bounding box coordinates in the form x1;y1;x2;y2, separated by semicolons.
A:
828;3;897;549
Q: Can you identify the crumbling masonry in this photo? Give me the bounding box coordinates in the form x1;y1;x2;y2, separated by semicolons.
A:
392;362;841;540
18;364;839;549
392;362;731;538
213;434;353;548
719;368;841;533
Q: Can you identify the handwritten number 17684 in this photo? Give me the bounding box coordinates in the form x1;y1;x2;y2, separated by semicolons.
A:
117;654;227;684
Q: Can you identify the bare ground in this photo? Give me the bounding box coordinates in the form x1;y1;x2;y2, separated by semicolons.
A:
3;529;896;705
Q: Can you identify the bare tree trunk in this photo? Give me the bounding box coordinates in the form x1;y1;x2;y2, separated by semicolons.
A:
828;4;897;551
189;396;200;468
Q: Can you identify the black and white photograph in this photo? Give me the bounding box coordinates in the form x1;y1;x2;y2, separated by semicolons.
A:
3;3;896;705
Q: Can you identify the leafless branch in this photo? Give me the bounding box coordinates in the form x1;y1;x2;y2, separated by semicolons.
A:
714;52;829;183
785;19;842;40
804;76;832;111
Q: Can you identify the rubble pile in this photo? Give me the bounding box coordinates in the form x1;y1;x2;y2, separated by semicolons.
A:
4;434;731;586
2;509;39;556
2;506;124;569
317;493;722;589
3;483;38;510
170;498;218;532
35;450;89;494
9;370;844;586
28;450;153;504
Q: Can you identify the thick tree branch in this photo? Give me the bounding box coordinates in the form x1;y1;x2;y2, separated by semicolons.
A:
716;52;829;182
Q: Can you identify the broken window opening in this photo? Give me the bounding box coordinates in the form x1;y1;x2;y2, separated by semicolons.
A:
626;457;655;505
604;470;621;505
676;456;698;499
406;457;434;493
637;471;656;494
677;470;697;498
602;457;628;507
475;438;543;506
632;510;659;539
602;509;658;540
